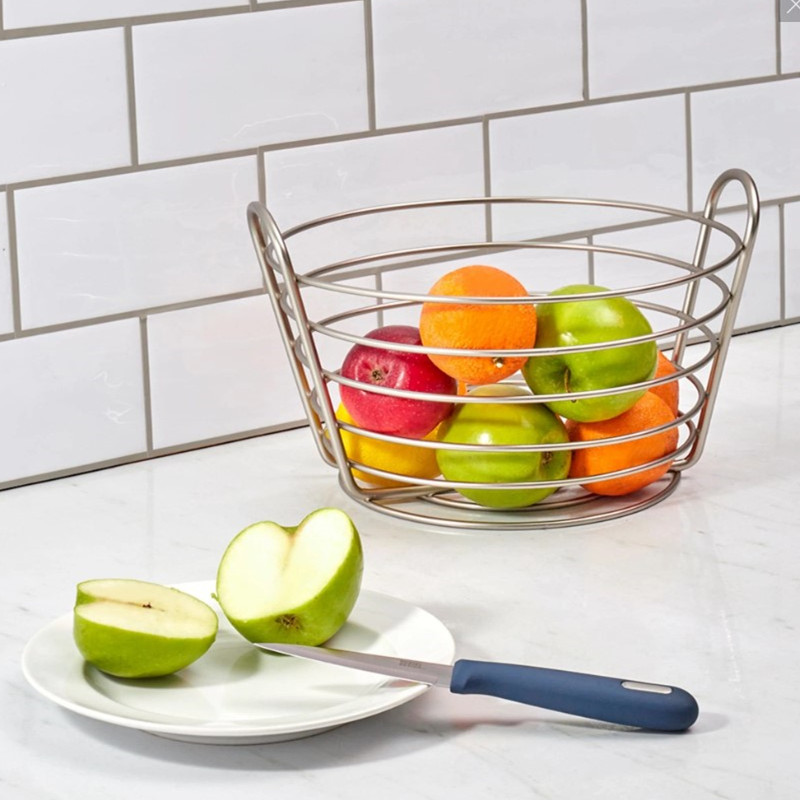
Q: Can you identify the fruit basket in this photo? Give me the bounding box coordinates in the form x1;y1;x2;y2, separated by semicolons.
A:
247;169;759;530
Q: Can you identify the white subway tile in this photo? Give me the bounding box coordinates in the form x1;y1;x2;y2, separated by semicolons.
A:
600;251;681;341
692;79;800;206
730;205;782;329
133;5;369;162
0;29;129;185
785;202;800;319
593;221;700;339
147;295;303;449
264;125;486;270
372;0;583;127
488;245;591;295
378;242;591;330
0;320;146;485
265;126;485;228
14;157;261;329
587;0;775;97
294;243;588;404
782;21;800;73
3;0;245;28
0;194;12;335
490;95;687;239
593;206;780;335
378;244;591;302
299;275;381;400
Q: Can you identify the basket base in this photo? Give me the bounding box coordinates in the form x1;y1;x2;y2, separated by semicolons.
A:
341;471;682;531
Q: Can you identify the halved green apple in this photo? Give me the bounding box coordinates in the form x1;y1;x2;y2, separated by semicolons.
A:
215;507;364;646
73;579;218;678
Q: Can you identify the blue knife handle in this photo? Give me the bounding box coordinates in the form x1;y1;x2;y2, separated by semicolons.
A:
450;660;698;731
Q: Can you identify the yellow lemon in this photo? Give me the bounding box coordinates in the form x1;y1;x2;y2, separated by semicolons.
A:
333;404;440;488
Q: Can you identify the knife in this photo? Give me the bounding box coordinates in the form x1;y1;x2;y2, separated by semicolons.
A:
255;642;699;732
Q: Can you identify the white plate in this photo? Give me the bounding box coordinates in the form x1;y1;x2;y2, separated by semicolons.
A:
21;583;455;745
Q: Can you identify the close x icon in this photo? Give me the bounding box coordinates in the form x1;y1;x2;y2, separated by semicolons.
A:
782;0;800;20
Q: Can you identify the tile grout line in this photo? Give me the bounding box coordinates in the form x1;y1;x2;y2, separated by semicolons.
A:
0;288;266;343
776;0;783;75
0;3;313;39
1;148;262;193
580;0;590;100
0;7;796;490
779;203;786;321
2;71;799;196
482;118;493;242
2;188;798;346
375;271;384;328
257;147;267;206
0;454;150;492
684;91;694;212
5;190;22;335
0;295;787;495
0;8;241;39
124;25;140;167
363;0;377;130
484;70;800;117
0;0;354;39
138;316;154;454
0;419;309;492
0;0;350;39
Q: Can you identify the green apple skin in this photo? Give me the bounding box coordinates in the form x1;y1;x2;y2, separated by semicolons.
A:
436;384;571;509
215;507;363;646
73;579;218;679
522;284;657;422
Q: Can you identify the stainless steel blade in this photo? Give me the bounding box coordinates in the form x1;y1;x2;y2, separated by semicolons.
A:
255;643;454;687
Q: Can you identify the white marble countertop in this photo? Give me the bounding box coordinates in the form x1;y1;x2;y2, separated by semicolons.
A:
3;325;799;800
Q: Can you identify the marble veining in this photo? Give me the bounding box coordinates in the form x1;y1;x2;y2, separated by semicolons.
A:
2;325;799;799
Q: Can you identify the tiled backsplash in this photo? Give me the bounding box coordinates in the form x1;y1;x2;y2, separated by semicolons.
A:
1;0;798;489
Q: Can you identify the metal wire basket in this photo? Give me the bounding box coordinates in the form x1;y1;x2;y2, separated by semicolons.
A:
247;169;759;530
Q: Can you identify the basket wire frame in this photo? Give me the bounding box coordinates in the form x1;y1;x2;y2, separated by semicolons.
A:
248;169;760;530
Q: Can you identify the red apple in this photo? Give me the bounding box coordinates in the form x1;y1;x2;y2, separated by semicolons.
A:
340;325;457;438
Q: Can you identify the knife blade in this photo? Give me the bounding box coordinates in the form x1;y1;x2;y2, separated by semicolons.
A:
255;642;699;732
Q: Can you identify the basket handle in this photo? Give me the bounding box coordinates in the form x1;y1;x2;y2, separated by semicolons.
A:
247;202;351;475
673;168;760;470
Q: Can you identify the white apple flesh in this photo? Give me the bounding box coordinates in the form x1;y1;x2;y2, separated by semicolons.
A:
73;579;218;678
215;507;363;646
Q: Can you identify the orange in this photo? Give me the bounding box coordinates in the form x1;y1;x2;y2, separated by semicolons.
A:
566;392;679;496
419;265;536;385
649;352;680;416
333;404;440;488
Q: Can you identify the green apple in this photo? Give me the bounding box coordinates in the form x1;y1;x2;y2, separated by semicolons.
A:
436;384;571;509
73;579;218;678
215;507;363;646
522;284;657;422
